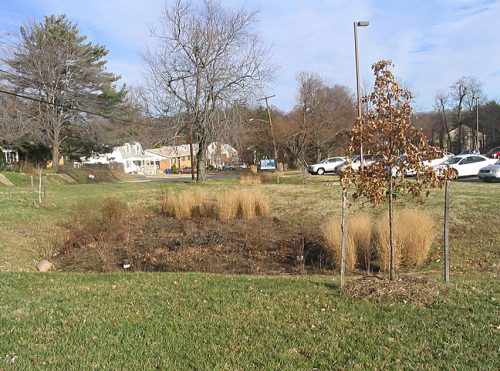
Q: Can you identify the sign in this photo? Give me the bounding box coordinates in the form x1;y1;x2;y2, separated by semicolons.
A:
259;159;276;170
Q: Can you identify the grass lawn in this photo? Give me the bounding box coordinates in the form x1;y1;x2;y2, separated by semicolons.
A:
0;171;498;368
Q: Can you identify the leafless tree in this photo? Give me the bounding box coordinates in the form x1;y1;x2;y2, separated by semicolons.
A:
143;0;273;182
434;92;452;150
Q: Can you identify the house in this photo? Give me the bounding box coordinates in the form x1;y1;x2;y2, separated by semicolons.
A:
80;142;166;174
1;146;19;165
80;141;239;174
145;144;193;172
434;125;486;151
145;142;239;172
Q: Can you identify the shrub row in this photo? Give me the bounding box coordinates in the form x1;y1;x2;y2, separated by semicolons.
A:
323;209;435;272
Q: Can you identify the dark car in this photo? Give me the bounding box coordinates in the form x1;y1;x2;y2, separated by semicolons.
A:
485;146;500;159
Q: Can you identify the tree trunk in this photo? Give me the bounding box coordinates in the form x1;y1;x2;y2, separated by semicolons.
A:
196;134;207;183
340;187;348;288
52;126;60;171
389;176;396;281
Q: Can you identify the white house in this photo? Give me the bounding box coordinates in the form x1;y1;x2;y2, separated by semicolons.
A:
80;142;166;174
1;146;19;165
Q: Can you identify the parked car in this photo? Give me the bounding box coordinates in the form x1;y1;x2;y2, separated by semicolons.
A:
392;152;454;177
485;146;500;159
459;149;480;155
336;154;381;173
433;154;496;179
307;157;345;175
478;160;500;182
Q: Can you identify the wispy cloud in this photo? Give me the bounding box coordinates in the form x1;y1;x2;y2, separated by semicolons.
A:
1;0;499;110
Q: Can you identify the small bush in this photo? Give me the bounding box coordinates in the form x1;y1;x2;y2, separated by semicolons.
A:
323;219;357;271
249;165;258;175
62;197;128;253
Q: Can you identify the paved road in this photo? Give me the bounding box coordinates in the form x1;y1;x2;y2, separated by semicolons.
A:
130;173;240;183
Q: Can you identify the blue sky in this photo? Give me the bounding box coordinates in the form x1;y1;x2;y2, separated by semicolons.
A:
1;0;499;112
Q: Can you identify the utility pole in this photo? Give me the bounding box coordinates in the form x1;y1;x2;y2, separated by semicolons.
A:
259;95;278;164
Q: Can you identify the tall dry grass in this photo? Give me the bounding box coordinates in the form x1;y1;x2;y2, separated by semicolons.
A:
324;209;434;272
374;209;435;271
349;214;374;272
239;174;262;185
323;219;357;271
162;188;269;220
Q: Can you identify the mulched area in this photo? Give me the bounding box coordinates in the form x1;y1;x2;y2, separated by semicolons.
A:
55;214;329;275
344;275;447;307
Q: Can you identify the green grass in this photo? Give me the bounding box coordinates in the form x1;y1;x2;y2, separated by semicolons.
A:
0;171;499;368
0;272;498;369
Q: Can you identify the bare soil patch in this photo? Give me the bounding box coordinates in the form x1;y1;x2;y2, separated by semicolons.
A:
55;214;330;274
344;275;447;307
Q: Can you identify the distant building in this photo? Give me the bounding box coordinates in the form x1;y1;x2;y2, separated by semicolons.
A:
80;141;239;174
1;146;19;165
80;142;165;174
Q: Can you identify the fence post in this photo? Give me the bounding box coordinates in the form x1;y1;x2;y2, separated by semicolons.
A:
444;179;450;283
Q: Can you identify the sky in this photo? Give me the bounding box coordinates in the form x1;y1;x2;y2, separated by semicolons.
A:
1;0;499;113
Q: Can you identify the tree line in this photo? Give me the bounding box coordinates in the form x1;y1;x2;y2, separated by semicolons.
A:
1;1;499;179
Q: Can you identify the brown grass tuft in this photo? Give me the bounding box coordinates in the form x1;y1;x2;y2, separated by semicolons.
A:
323;218;357;271
349;214;374;272
239;174;262;185
216;190;239;220
397;209;435;267
374;209;434;271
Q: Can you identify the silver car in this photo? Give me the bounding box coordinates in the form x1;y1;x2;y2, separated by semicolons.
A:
478;160;500;182
307;157;345;175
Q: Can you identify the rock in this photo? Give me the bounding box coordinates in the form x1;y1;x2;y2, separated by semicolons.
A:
35;260;52;272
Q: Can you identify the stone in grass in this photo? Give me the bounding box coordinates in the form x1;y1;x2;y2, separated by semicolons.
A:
35;259;52;272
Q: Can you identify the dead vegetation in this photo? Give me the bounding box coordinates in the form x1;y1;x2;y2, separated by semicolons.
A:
323;209;435;272
160;188;269;220
345;275;446;307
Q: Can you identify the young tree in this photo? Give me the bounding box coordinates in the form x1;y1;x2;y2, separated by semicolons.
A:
1;15;122;169
144;0;273;182
341;60;445;281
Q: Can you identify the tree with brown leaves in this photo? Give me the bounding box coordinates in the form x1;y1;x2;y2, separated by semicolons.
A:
341;60;446;281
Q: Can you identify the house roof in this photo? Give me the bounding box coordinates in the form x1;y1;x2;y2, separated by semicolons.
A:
146;145;192;158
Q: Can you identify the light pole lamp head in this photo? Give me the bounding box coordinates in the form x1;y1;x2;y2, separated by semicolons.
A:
356;21;369;27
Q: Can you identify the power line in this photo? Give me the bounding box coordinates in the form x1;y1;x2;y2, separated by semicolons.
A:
0;87;145;126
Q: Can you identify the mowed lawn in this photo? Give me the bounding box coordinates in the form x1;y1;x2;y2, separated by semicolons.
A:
0;172;499;368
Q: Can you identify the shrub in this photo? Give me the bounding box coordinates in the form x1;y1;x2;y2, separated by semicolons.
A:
249;165;258;175
323;218;356;271
62;197;128;253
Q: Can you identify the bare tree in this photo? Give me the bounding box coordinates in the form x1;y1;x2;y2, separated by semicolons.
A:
144;0;273;182
434;92;452;150
1;15;121;169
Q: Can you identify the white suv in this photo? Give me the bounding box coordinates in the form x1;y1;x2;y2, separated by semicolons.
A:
307;157;345;175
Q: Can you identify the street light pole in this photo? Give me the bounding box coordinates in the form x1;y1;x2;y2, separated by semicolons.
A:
476;97;480;151
354;21;369;168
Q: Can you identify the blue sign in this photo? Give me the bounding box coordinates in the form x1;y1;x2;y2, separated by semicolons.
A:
259;159;276;170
